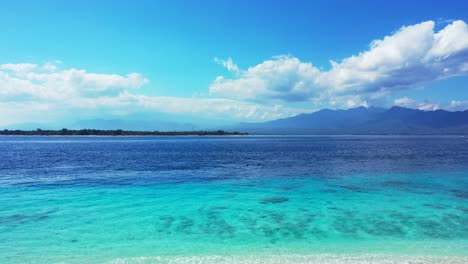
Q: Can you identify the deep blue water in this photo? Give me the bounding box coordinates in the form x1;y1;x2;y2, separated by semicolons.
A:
1;135;467;187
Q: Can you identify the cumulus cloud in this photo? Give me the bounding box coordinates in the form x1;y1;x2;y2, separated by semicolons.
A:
210;20;468;106
0;62;148;100
211;56;321;101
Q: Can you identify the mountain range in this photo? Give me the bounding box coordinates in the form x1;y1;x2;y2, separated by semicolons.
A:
4;106;467;135
235;106;468;135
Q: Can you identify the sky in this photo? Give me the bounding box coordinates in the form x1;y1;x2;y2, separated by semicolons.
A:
1;0;468;128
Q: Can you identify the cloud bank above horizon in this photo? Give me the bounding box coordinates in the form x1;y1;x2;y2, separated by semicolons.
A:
0;20;467;127
211;20;468;107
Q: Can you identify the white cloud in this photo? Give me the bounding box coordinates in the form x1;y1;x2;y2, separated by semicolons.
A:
214;57;240;74
448;100;468;111
1;63;37;73
0;93;311;127
210;20;468;107
428;20;468;59
0;62;312;126
211;56;320;101
0;63;148;100
418;103;441;111
393;96;454;111
26;70;148;94
393;97;416;108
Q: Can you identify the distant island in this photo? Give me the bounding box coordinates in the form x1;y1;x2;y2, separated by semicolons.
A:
0;129;248;136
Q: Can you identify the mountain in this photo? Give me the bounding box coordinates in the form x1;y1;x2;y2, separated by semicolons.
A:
235;106;468;134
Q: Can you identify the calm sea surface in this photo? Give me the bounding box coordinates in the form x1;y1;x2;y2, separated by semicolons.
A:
0;136;467;263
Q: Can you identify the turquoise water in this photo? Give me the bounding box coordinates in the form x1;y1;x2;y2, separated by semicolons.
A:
0;136;467;263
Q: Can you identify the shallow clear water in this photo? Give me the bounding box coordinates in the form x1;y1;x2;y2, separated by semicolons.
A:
0;136;467;263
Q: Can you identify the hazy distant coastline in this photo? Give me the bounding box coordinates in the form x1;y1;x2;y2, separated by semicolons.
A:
0;129;248;136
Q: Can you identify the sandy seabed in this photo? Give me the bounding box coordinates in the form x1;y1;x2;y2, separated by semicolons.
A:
108;254;468;264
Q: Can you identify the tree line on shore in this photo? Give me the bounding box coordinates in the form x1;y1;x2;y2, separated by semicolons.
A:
0;128;248;136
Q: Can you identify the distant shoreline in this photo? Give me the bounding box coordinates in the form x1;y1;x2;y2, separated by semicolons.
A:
0;133;465;137
0;129;248;136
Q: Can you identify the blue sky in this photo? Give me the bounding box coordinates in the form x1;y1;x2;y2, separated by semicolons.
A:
1;0;468;128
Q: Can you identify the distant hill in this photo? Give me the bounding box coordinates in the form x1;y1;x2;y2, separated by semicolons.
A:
235;106;468;134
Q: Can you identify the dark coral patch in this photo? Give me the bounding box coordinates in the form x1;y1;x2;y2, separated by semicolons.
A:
381;180;411;187
260;197;289;204
451;189;468;199
340;185;367;193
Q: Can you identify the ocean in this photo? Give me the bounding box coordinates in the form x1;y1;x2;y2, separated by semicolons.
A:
0;136;467;263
